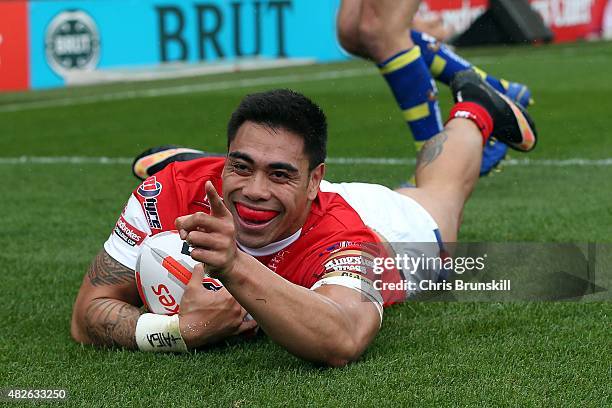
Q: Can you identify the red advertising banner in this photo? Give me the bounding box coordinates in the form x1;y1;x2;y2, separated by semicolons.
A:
421;0;610;42
0;0;29;91
531;0;609;41
419;0;489;36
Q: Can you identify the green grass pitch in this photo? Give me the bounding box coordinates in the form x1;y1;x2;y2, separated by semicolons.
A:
0;42;610;407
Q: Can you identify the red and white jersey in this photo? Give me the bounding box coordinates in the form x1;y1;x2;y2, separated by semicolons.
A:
104;157;407;312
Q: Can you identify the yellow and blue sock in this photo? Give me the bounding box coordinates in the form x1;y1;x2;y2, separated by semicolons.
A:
378;47;443;152
410;30;507;94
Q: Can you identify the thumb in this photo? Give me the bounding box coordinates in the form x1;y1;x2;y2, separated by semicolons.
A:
205;181;230;218
188;263;205;287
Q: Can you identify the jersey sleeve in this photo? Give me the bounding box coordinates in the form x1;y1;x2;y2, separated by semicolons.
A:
305;235;404;325
309;244;384;323
103;194;151;270
103;169;184;270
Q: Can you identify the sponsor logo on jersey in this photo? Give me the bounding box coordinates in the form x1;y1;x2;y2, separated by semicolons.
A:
323;251;375;274
137;176;163;198
137;177;163;229
114;214;147;246
143;198;162;230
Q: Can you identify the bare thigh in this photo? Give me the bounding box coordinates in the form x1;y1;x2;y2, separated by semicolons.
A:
394;186;461;243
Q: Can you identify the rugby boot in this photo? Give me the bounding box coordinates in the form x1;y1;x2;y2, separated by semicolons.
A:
132;145;218;180
480;80;534;175
451;70;537;152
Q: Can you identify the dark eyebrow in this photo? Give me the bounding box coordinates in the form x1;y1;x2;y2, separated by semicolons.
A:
228;151;254;164
268;162;299;173
228;151;299;173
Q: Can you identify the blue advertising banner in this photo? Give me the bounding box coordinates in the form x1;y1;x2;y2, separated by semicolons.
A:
28;0;345;89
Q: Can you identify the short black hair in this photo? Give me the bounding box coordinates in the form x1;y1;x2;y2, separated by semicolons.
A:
227;89;327;170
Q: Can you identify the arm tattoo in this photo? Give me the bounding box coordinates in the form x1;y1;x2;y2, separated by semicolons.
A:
85;298;140;349
88;250;135;287
83;251;140;348
416;131;448;170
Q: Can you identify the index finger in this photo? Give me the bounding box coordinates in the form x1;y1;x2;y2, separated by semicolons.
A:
205;181;230;218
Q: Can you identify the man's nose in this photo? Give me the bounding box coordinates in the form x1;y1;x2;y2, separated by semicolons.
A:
242;172;272;201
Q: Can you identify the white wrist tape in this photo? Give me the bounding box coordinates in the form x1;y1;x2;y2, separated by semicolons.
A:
135;313;188;352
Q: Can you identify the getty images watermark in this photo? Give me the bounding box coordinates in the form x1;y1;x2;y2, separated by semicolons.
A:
372;252;512;292
360;243;609;302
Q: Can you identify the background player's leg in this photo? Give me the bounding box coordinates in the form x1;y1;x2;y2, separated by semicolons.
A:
341;0;443;152
337;2;530;177
338;0;466;241
377;46;443;153
395;119;482;243
395;71;537;242
406;29;533;177
410;30;532;108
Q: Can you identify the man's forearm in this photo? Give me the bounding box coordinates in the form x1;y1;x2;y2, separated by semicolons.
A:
219;253;374;366
83;298;141;349
72;249;143;349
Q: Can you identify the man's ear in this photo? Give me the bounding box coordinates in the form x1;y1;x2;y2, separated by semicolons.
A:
307;163;325;201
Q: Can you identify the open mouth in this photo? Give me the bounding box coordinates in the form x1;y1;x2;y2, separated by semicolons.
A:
235;202;279;226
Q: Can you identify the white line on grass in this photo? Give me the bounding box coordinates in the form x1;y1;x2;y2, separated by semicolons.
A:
0;67;375;113
1;156;611;167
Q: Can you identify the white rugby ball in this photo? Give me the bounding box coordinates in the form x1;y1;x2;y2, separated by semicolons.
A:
135;231;223;315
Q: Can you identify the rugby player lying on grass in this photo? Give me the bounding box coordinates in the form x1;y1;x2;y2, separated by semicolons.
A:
71;1;537;367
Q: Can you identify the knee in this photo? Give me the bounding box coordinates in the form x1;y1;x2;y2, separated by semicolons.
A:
355;10;387;59
336;0;394;60
356;5;415;62
337;12;392;61
337;15;363;56
337;0;417;61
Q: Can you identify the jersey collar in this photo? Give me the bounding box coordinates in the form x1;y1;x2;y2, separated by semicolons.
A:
237;228;302;257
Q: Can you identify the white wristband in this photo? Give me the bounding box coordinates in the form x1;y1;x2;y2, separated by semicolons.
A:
135;313;188;353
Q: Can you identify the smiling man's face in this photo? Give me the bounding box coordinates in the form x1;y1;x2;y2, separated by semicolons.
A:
222;121;324;248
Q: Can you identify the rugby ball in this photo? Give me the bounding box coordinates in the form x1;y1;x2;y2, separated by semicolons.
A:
135;231;223;315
